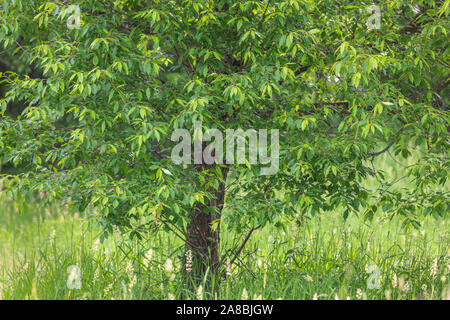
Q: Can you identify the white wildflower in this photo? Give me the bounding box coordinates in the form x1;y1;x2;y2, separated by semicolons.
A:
104;283;113;297
164;258;174;273
197;285;203;300
421;284;428;299
430;258;438;277
185;250;193;273
226;258;232;277
144;248;153;268
126;261;136;291
356;288;363;299
313;293;327;300
253;293;262;300
392;273;398;288
49;229;56;242
398;277;410;293
241;288;248;300
304;275;314;282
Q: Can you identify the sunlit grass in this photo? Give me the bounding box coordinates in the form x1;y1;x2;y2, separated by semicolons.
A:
0;154;449;300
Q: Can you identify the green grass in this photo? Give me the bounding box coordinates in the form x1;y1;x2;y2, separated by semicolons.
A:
0;155;449;300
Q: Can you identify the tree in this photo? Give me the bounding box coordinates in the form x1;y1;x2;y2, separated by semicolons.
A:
0;0;448;293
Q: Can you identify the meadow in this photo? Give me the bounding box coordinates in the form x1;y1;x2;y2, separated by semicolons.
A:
0;154;449;300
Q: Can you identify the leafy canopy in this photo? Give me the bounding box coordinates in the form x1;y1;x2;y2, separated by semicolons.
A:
0;0;448;238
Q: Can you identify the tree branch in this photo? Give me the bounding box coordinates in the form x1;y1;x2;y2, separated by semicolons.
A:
228;225;261;267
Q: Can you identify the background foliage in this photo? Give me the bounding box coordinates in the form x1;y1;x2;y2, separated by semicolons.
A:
0;0;449;298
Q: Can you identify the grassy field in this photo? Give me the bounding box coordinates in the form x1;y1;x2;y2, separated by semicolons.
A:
0;155;449;300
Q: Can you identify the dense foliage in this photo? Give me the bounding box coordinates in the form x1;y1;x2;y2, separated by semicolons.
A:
0;0;448;284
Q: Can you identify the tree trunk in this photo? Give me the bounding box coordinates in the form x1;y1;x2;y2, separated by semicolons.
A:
183;165;228;295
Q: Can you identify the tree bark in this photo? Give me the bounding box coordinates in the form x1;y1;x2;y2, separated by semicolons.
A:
183;165;228;294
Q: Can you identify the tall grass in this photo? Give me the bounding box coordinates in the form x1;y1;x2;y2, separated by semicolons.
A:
0;154;449;300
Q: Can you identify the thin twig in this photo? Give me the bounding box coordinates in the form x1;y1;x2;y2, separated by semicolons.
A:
229;225;261;266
